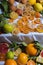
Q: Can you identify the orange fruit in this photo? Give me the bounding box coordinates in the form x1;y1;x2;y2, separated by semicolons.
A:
17;53;28;64
27;43;34;47
35;12;40;18
27;60;36;65
5;59;17;65
26;44;37;55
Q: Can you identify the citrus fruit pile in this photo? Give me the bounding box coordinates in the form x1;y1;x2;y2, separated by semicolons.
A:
0;41;42;65
0;0;43;34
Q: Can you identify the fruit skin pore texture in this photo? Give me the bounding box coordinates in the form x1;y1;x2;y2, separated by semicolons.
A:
4;59;17;65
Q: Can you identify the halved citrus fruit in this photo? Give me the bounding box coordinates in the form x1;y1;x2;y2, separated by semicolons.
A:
36;24;43;33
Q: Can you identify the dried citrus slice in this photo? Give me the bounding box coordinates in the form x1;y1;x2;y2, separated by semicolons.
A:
17;18;28;26
10;12;18;20
17;3;25;9
22;16;28;21
19;25;29;34
36;24;43;33
12;27;20;34
29;16;34;20
34;19;41;24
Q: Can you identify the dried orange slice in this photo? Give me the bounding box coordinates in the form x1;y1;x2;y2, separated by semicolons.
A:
17;19;28;26
22;16;28;21
34;19;41;24
12;27;20;34
29;16;34;20
8;19;14;22
19;25;29;34
36;24;43;33
10;12;18;20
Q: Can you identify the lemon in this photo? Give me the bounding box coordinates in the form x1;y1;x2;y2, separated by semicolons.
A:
29;0;36;5
34;3;43;12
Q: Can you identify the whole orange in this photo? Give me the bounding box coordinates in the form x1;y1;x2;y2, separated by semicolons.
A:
27;60;36;65
17;53;28;64
26;44;37;55
4;59;17;65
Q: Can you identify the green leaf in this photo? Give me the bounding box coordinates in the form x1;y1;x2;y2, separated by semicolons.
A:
0;14;5;21
0;14;8;28
33;41;43;51
3;12;10;18
28;55;37;61
40;10;43;16
21;42;27;46
9;42;19;50
1;0;8;12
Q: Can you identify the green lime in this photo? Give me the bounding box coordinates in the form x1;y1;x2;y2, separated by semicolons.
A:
4;24;13;33
6;51;14;59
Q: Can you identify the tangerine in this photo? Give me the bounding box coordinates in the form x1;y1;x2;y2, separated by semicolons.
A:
5;59;17;65
26;44;37;55
17;53;28;64
27;60;36;65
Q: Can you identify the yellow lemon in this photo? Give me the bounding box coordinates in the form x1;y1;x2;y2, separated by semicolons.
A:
29;0;36;5
34;3;43;12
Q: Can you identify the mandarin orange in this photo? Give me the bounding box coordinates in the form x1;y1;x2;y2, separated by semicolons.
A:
5;59;17;65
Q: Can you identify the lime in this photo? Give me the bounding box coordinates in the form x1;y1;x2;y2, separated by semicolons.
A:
4;24;13;33
6;51;14;59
